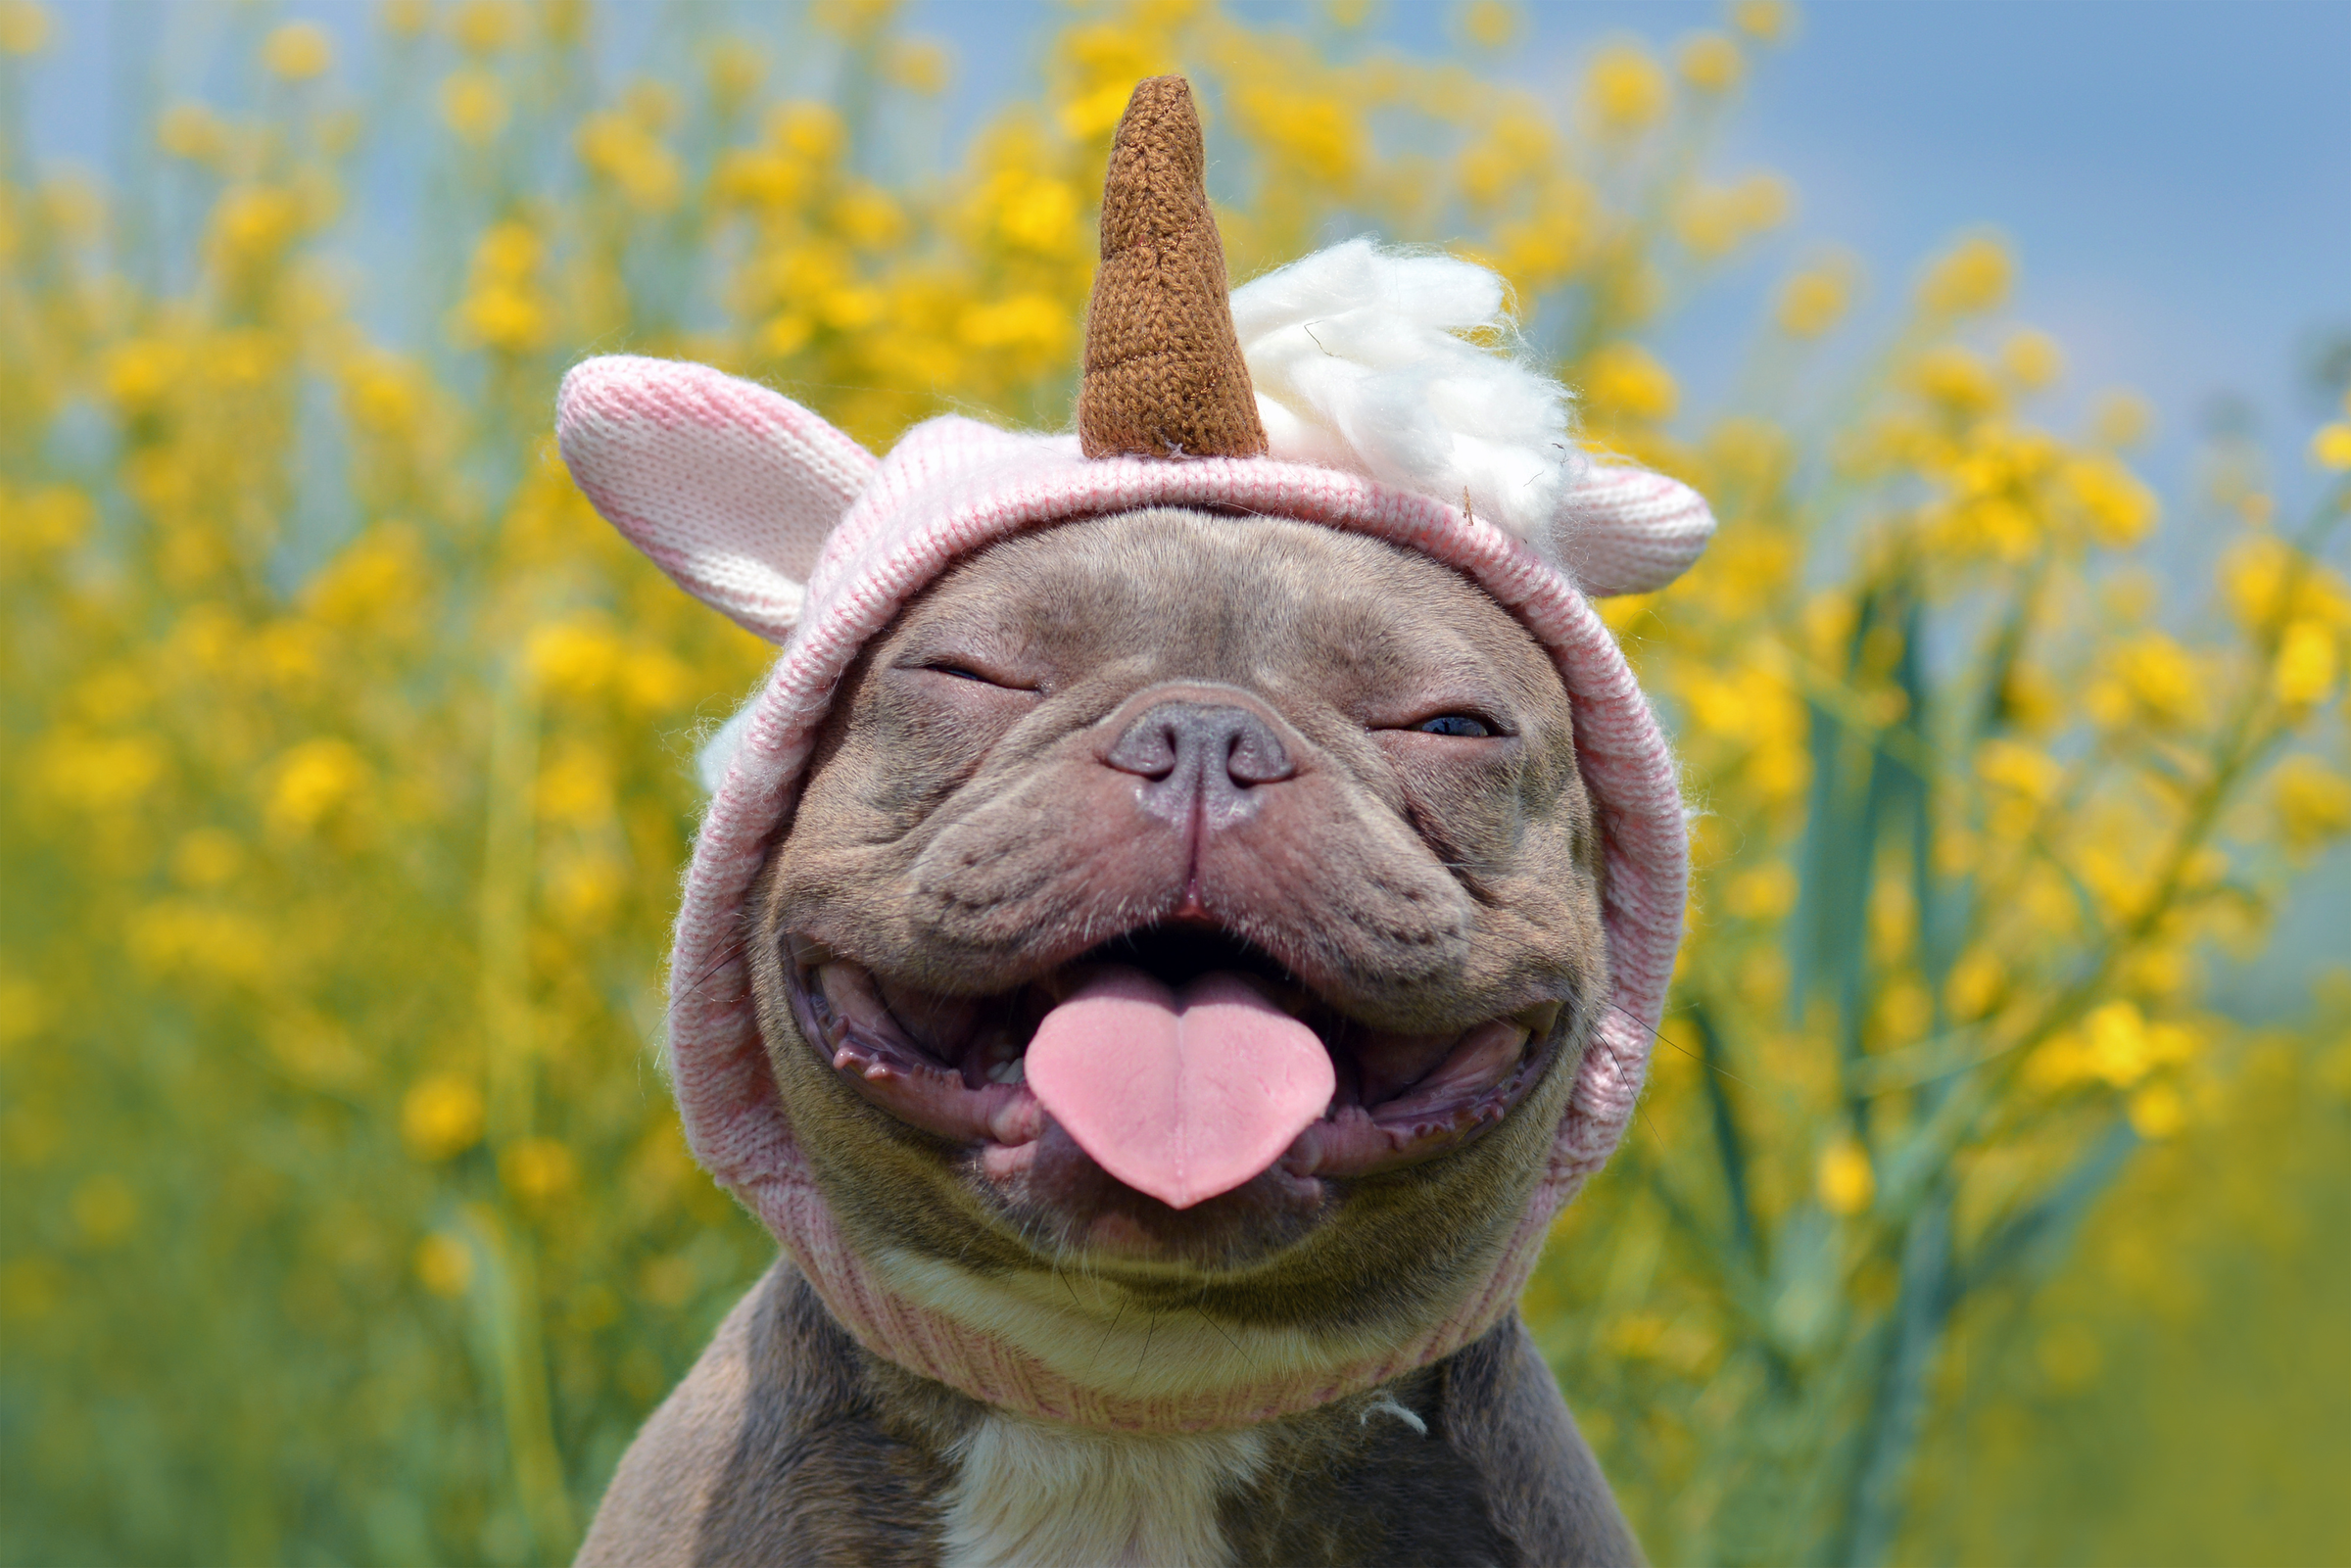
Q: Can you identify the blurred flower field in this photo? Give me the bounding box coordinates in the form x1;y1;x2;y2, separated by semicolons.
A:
1;1;2345;1563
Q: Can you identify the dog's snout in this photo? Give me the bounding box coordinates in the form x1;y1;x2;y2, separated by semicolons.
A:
1105;701;1294;824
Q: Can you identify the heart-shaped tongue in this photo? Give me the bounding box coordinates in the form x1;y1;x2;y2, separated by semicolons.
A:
1025;968;1335;1211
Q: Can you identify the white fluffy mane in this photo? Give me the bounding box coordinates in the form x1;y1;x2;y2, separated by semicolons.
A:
1231;237;1584;545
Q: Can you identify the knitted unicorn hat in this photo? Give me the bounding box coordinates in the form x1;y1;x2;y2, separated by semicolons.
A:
556;77;1713;1433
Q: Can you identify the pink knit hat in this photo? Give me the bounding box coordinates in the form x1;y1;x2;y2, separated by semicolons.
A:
554;83;1712;1434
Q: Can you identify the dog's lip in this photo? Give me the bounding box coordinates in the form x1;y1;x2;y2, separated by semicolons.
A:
780;927;1560;1186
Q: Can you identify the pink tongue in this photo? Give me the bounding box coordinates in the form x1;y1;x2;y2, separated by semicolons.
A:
1024;968;1335;1211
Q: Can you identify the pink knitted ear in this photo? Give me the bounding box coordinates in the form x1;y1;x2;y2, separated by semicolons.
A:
1554;463;1715;597
556;356;877;641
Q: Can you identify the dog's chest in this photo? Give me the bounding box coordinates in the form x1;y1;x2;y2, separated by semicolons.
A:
938;1413;1266;1568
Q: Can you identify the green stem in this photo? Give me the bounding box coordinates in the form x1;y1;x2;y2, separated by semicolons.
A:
1836;1186;1955;1567
476;659;574;1557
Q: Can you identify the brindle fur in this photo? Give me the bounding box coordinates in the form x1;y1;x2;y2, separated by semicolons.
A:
581;509;1641;1565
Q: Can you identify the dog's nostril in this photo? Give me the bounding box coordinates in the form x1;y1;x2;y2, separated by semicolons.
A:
1105;701;1294;788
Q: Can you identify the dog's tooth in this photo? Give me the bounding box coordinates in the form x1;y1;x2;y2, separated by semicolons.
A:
985;1056;1027;1085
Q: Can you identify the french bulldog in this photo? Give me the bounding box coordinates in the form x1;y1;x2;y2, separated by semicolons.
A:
575;507;1641;1566
558;73;1707;1568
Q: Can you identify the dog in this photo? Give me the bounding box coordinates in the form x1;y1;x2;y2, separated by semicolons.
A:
555;76;1710;1568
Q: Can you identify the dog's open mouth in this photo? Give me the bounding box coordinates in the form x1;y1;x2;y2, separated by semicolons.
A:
784;926;1559;1208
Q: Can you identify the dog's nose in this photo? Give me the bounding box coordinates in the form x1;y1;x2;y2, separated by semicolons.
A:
1104;701;1295;825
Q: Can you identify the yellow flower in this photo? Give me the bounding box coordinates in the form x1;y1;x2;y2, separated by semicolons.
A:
1945;948;2005;1021
1461;0;1519;49
127;903;272;986
993;174;1079;254
401;1073;485;1161
617;646;693;713
1584;42;1669;135
268;737;369;832
2082;1001;2155;1086
549;850;626;930
380;0;431;40
501;1137;580;1202
2222;537;2351;635
1674;173;1789;258
440;69;509;144
768;101;845;162
1492;194;1596;291
0;974;49;1047
712;148;806;210
760;312;813;356
1060;81;1136;140
885;37;951;95
1677;31;1743;93
101;338;183;409
1817;1139;1875;1214
1912;346;2002;418
1580;341;1678;422
451;0;521;55
1999;661;2062;734
341;356;425;434
157;102;228;164
262;22;333;80
413;1233;475;1297
458;286;546;353
833;186;907;249
0;1;50;56
2273;755;2351;850
524;620;615;700
170;828;245;888
209;186;302;267
1916;233;2013;316
2125;1082;2186;1140
34;730;168;811
72;1175;140;1246
2000;328;2064;390
2091;388;2154;449
577;111;684;211
2096;635;2203;732
1730;0;1793;45
2062;453;2158;547
1777;263;1851;338
2037;1322;2104;1389
812;0;897;40
2312;422;2351;471
958;294;1071;356
2273;618;2338;709
820;284;887;332
1723;862;1797;920
1976;738;2062;801
537;741;616;828
1234;88;1362;185
1977;738;2061;840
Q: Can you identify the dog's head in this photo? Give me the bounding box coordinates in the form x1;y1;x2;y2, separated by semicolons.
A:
743;504;1606;1364
555;75;1708;1421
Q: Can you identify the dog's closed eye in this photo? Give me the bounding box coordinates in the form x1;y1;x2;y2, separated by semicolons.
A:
906;657;1040;692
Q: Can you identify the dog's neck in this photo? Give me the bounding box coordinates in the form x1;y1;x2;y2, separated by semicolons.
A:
940;1414;1269;1568
771;1167;1562;1433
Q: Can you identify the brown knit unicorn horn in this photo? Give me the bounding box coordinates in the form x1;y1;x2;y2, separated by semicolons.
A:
1077;76;1269;460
